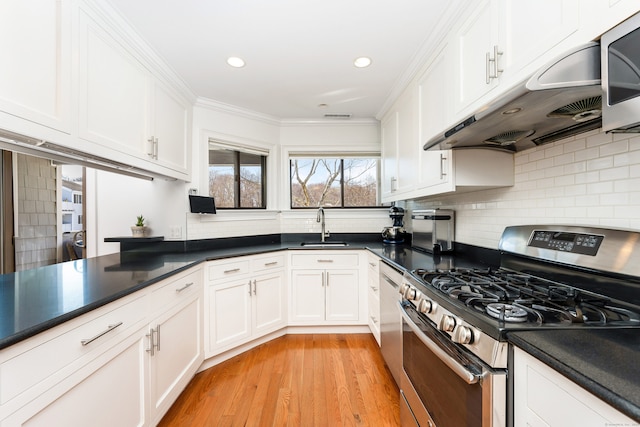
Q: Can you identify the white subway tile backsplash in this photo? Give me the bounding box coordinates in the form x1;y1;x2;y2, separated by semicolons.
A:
406;131;640;249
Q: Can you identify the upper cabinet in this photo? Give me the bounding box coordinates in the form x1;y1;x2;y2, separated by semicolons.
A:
0;0;192;181
0;0;71;134
452;0;580;116
381;88;418;202
77;3;190;177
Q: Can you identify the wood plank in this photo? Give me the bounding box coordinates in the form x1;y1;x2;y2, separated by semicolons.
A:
158;333;400;427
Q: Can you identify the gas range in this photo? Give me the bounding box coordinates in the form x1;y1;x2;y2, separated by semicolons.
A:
399;225;640;369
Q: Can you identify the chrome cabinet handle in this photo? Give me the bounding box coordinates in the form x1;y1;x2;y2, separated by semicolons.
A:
248;280;252;296
390;176;397;192
381;274;399;289
147;137;158;159
146;327;155;356
317;259;334;263
321;271;325;287
439;153;447;179
253;279;257;295
224;268;241;274
81;322;123;346
369;262;377;267
176;282;194;293
398;302;481;385
486;51;491;84
156;324;161;352
492;45;503;78
264;261;278;267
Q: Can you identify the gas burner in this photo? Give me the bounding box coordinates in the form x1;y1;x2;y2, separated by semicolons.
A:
486;303;529;323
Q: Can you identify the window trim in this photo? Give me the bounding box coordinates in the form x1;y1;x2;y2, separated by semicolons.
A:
208;141;269;210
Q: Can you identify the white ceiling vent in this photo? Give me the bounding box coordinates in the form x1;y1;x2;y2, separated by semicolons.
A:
324;113;352;119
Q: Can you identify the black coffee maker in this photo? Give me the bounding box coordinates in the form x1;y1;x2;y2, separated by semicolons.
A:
381;206;405;244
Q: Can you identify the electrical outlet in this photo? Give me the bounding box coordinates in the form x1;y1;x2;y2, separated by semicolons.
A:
169;226;182;239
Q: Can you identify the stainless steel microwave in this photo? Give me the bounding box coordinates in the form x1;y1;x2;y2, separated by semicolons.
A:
601;11;640;133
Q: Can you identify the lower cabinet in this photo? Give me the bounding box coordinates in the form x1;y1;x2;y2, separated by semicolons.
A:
289;251;363;325
0;266;204;427
206;254;287;357
513;346;635;426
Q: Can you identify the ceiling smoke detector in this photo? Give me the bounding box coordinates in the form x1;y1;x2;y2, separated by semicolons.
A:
484;130;535;146
547;96;602;122
324;113;352;119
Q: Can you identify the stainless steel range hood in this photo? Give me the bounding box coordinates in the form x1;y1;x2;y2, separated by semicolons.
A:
424;42;602;152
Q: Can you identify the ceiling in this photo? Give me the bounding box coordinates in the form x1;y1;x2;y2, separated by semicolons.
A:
107;0;456;121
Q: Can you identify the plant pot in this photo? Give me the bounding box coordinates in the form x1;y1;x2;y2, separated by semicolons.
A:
130;226;147;238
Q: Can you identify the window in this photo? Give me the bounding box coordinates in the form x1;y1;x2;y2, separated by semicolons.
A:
290;157;384;208
209;147;266;209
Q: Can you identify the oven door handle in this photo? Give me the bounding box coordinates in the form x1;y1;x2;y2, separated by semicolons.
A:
399;302;481;385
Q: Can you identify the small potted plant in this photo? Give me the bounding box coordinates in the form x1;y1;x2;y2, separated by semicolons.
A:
131;215;147;237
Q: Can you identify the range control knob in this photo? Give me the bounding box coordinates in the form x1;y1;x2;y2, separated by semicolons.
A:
417;297;437;314
439;315;457;332
453;325;474;344
398;282;410;296
403;286;417;300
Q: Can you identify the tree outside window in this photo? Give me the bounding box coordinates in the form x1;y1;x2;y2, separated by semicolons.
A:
290;158;383;208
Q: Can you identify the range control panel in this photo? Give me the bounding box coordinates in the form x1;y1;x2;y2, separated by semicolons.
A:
528;230;604;256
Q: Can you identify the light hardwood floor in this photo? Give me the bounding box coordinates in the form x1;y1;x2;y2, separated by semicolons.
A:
158;333;401;426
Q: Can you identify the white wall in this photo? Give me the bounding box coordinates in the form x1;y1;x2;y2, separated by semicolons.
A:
182;105;388;241
405;129;640;249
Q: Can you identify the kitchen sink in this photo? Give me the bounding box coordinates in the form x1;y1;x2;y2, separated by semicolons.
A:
299;241;349;247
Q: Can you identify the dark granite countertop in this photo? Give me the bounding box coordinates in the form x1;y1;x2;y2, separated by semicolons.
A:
508;330;640;422
0;234;497;350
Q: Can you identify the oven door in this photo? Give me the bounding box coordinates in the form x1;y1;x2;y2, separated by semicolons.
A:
399;301;506;427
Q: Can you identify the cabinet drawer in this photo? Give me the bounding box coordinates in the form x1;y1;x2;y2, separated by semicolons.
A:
208;259;250;281
0;293;146;406
149;268;201;312
290;252;359;268
367;255;380;274
251;254;285;272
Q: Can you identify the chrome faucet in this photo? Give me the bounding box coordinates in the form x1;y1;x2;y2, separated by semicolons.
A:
317;206;329;242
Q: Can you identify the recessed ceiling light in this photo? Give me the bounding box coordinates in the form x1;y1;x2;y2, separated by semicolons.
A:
227;57;245;68
354;57;372;68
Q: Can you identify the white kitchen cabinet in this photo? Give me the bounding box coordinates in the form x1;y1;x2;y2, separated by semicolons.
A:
206;253;287;356
416;149;513;197
513;347;635;426
367;253;381;345
77;2;190;179
579;0;640;42
381;112;399;200
1;329;148;427
289;252;362;324
381;88;418;202
453;0;501;115
0;266;204;427
418;41;452;148
452;0;580;116
0;0;71;135
77;7;150;160
148;79;190;173
147;269;203;424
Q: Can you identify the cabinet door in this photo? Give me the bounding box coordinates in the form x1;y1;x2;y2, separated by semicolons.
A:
417;150;454;194
253;271;286;335
395;90;418;195
380;112;399;200
454;0;500;114
208;279;252;351
0;0;71;133
418;42;452;147
513;347;635;426
325;270;359;322
78;9;149;157
150;79;189;173
2;331;147;427
290;270;325;323
149;296;202;423
499;0;579;81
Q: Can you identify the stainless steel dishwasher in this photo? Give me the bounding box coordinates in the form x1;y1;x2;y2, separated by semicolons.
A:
379;261;403;385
